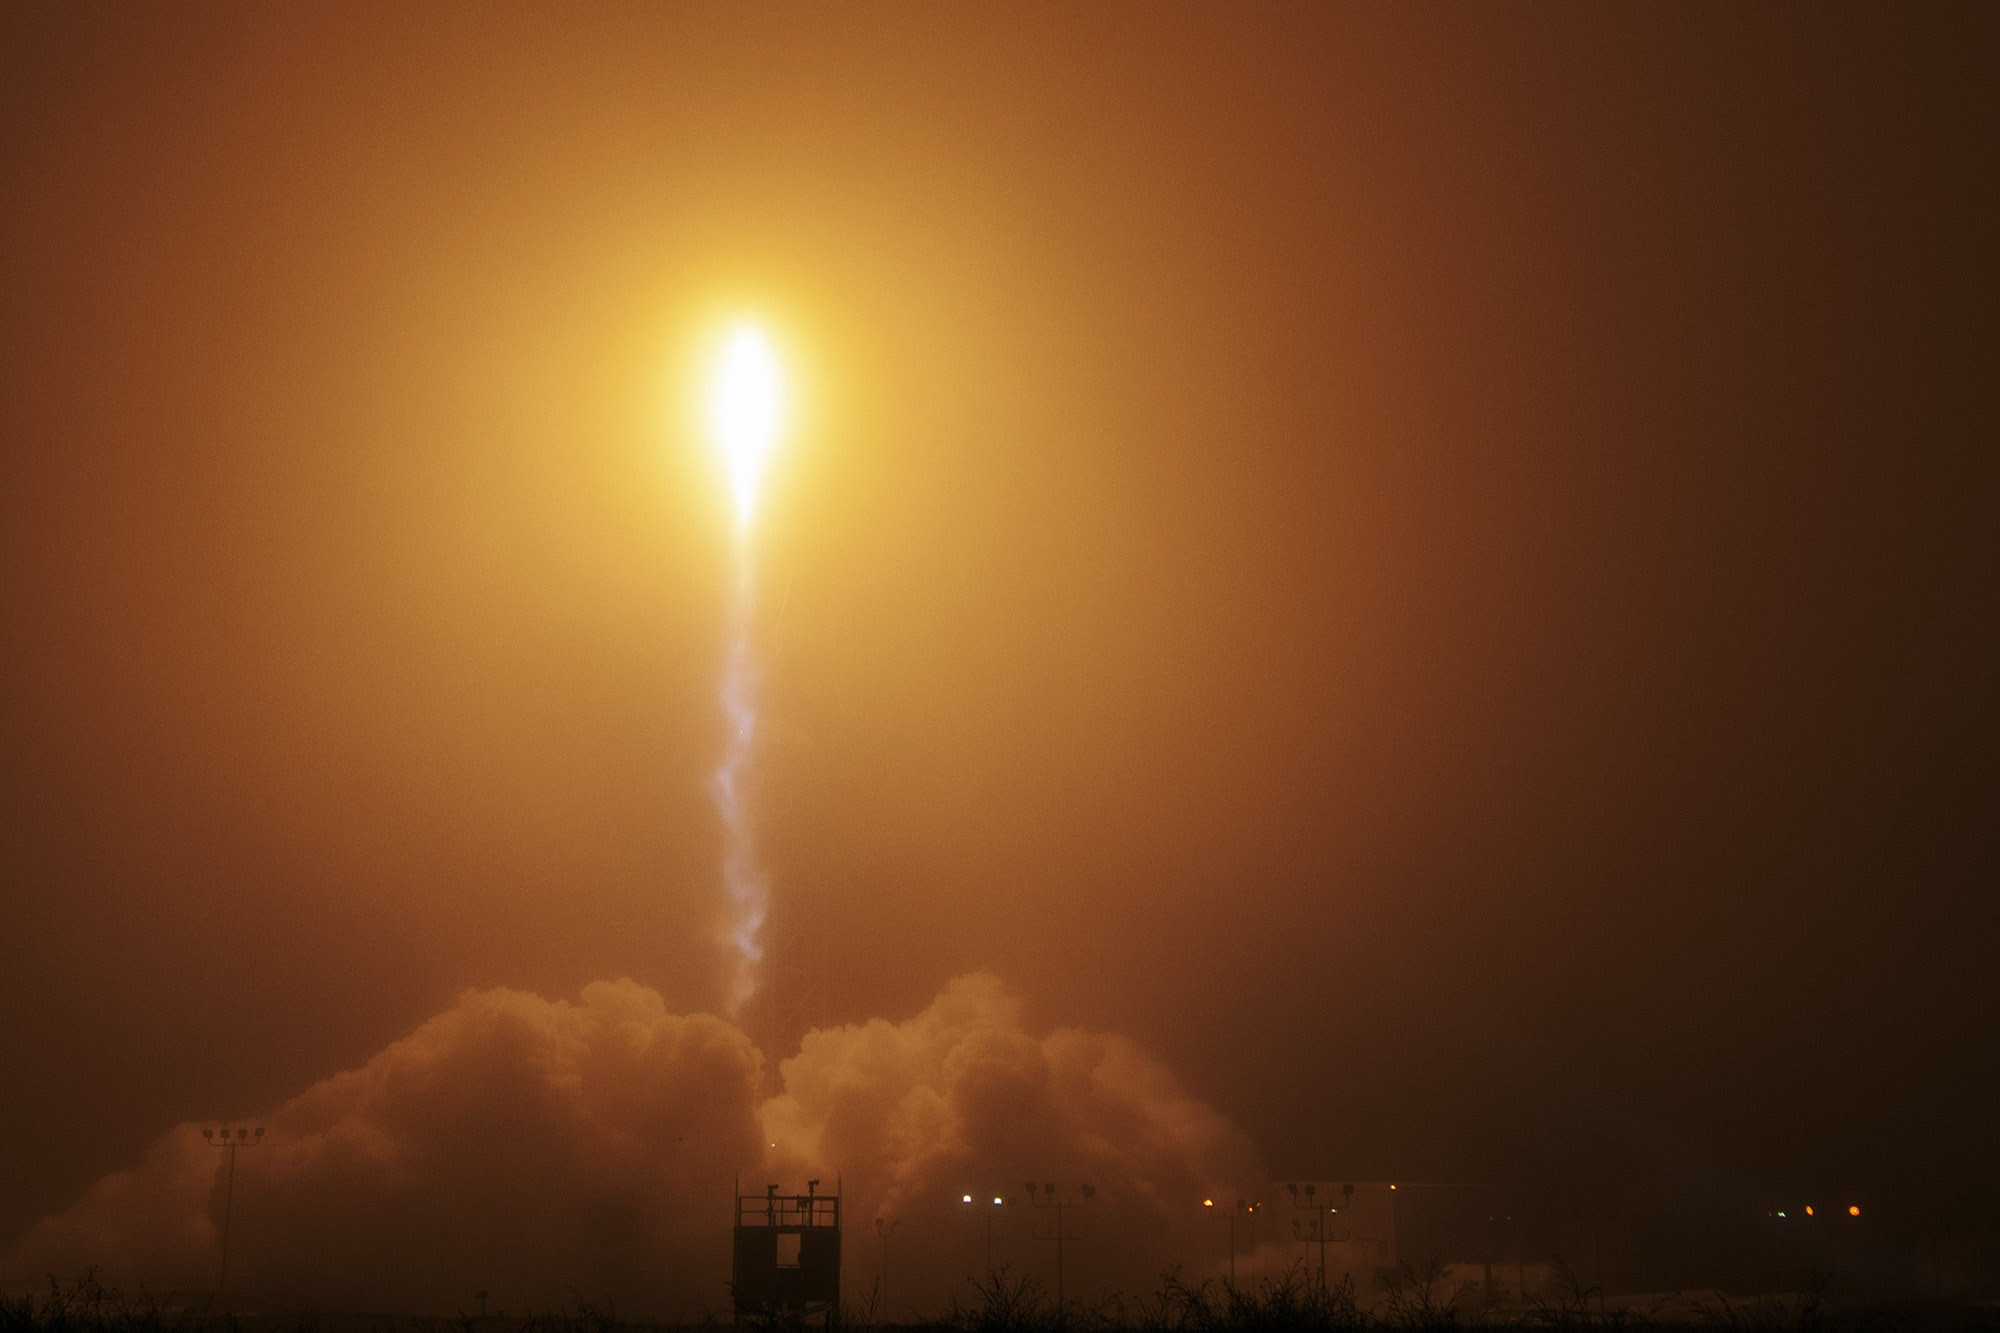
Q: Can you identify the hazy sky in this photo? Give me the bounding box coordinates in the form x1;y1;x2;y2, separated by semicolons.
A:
2;2;1995;1307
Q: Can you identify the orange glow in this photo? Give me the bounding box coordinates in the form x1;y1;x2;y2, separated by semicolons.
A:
4;11;1984;1316
708;324;782;528
1849;1205;1861;1217
1805;1205;1815;1216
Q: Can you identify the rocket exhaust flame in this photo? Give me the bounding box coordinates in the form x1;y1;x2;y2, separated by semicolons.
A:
706;323;783;1018
710;326;782;530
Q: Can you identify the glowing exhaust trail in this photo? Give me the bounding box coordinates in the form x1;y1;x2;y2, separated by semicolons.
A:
707;325;782;1019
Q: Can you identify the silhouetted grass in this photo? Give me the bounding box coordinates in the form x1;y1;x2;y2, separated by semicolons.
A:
0;1272;210;1333
933;1268;1052;1333
10;1262;1980;1333
931;1262;1393;1333
1687;1269;1831;1332
1122;1262;1366;1332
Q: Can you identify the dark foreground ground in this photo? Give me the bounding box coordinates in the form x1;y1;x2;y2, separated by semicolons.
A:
6;1269;1997;1333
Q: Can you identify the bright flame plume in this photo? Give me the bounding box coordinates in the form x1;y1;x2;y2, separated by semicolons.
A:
709;326;782;529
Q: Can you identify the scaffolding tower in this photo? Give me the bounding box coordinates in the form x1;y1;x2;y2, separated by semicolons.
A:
734;1179;841;1326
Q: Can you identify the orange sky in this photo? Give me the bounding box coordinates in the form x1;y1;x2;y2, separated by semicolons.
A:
2;3;1995;1300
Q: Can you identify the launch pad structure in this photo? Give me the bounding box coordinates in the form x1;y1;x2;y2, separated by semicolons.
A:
733;1178;841;1327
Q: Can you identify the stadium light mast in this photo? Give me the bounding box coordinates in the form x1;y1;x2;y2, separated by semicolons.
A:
961;1192;1011;1274
874;1216;899;1316
1286;1181;1351;1293
1203;1197;1258;1293
1027;1182;1094;1317
202;1126;264;1310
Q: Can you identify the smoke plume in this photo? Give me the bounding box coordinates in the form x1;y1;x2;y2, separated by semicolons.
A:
8;974;1263;1316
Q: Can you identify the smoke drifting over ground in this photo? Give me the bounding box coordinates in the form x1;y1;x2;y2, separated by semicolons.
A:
8;975;1263;1317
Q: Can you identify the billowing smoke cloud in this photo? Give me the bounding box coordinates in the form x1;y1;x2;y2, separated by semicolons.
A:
764;974;1267;1311
9;982;763;1317
8;975;1263;1317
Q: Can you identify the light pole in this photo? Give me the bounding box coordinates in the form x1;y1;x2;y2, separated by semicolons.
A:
1285;1182;1350;1292
874;1216;898;1315
1203;1197;1257;1293
1027;1182;1093;1316
202;1126;263;1310
962;1193;1009;1274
